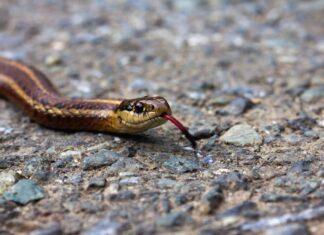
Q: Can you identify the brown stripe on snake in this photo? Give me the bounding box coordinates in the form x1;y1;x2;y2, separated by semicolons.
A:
0;57;57;94
0;57;196;147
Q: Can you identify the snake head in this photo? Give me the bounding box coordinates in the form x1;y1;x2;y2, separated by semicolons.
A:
115;96;172;133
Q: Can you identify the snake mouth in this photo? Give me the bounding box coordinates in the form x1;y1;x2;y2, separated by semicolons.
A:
122;115;165;126
119;114;167;133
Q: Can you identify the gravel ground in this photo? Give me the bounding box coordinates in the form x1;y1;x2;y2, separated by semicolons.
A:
0;0;323;234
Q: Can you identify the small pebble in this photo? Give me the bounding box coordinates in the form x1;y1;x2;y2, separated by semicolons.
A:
45;54;63;66
288;160;312;175
0;156;16;169
119;177;141;186
283;134;304;145
217;201;258;218
85;217;122;235
303;130;319;139
300;86;324;102
109;191;136;201
157;178;178;189
23;157;49;177
199;186;223;214
53;156;74;168
4;179;45;205
189;124;216;139
163;156;199;173
30;223;62;235
87;176;106;189
108;157;143;174
220;124;262;146
264;223;310;235
214;172;248;191
218;97;253;116
157;211;193;227
287;116;316;131
67;173;83;186
175;194;188;205
260;193;299;202
187;91;207;101
82;149;120;170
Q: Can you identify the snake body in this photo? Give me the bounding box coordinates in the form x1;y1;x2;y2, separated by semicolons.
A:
0;57;171;133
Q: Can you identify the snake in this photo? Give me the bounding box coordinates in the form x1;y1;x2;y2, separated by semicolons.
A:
0;57;196;147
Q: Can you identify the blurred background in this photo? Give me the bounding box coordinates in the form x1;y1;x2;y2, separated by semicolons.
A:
0;0;323;103
0;1;323;234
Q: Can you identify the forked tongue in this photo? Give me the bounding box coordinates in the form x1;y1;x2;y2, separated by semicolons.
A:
162;114;197;149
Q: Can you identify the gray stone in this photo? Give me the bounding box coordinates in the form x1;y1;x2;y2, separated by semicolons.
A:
303;130;319;139
30;223;62;235
157;178;178;189
217;201;257;218
260;193;299;202
317;167;324;177
200;186;223;213
199;229;220;235
45;54;63;66
87;176;106;188
109;191;136;201
157;211;193;227
287;116;316;131
0;156;19;169
300;86;324;103
174;194;188;205
274;176;320;196
85;217;122;235
119;177;141;186
187;91;207;101
220;124;262;146
283;134;304;145
214;172;248;191
67;173;83;186
218;97;253;116
264;223;310;235
80;200;103;214
82;149;120;170
3;179;45;205
300;180;320;196
163;157;199;173
288;160;311;174
23;157;49;177
189;124;216;139
108;157;143;174
53;156;74;168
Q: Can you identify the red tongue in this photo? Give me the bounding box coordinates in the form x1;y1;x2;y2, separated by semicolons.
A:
162;114;196;148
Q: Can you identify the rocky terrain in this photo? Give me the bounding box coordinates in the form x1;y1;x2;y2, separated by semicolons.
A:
0;0;323;234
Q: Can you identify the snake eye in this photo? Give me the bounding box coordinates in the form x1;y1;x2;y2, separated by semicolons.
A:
134;102;144;113
125;104;133;111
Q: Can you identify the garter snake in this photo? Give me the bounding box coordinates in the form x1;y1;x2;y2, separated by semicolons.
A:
0;57;196;147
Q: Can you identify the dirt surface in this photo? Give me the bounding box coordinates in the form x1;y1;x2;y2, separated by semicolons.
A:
0;0;323;234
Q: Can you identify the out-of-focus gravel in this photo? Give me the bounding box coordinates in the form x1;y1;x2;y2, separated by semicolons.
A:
0;0;323;234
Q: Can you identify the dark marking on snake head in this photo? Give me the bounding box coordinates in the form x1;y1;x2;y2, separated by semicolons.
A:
55;102;65;109
40;99;49;106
